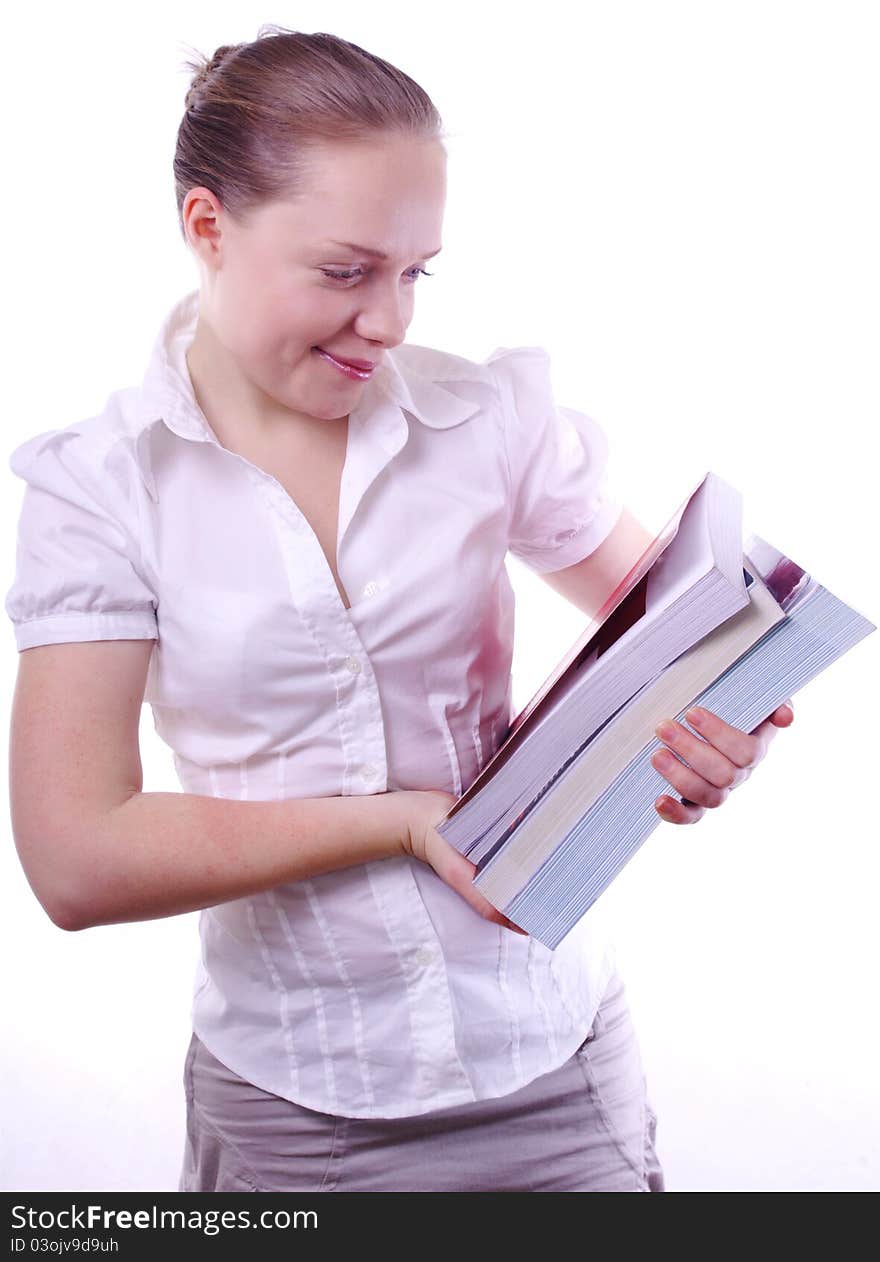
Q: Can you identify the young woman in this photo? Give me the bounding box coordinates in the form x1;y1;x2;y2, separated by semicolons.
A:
6;26;792;1192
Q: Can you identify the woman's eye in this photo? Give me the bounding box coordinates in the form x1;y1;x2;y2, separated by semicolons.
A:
320;267;434;284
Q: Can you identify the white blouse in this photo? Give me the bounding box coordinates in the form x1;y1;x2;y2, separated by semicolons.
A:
5;289;624;1119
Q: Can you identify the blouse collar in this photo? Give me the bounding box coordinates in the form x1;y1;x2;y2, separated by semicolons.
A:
136;288;482;444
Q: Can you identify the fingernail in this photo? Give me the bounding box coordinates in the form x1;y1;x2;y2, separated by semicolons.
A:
655;720;677;743
686;708;706;728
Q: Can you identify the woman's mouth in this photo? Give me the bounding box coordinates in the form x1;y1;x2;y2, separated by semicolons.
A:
312;347;376;380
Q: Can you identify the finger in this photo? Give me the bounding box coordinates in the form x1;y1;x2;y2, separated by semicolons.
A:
750;716;781;756
769;699;794;727
655;794;705;825
682;707;758;768
654;719;746;790
750;700;796;756
650;746;732;808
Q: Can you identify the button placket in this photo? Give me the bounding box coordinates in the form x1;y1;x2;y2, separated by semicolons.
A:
365;858;472;1097
247;465;390;797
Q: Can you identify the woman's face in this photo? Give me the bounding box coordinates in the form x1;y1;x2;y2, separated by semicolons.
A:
183;133;447;432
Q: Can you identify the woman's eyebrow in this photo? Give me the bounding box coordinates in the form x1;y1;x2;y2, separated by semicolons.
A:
324;241;443;260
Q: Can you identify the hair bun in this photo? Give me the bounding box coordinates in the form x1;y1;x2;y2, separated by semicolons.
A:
183;42;240;110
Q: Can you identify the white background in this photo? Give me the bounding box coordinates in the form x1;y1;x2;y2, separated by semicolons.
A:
1;0;877;1192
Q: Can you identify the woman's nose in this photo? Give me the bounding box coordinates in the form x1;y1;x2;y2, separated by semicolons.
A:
354;284;411;347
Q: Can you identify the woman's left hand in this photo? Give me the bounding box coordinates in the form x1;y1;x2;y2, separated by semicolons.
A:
650;699;795;825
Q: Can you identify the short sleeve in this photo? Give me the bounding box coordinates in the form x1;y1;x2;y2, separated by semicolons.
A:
488;345;624;573
4;427;159;651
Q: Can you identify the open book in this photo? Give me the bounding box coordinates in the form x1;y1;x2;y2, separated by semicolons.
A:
435;480;876;949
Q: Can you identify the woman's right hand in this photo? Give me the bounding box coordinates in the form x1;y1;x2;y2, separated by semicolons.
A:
397;789;528;936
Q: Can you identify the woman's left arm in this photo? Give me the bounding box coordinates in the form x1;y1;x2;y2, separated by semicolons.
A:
540;506;796;826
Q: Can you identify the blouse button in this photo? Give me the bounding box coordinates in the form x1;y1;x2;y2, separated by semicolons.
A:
362;581;379;598
360;763;377;780
414;948;434;967
345;656;361;674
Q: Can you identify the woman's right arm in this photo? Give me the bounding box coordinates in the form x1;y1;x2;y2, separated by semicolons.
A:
9;640;521;934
